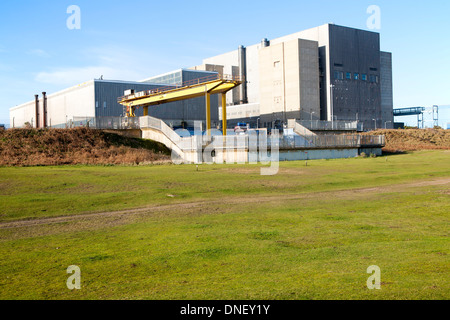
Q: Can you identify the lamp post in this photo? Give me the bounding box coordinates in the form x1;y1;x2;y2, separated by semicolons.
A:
330;84;335;123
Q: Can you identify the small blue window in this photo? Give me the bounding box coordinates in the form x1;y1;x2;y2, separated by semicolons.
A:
362;74;367;81
354;73;359;80
334;71;344;80
346;72;351;80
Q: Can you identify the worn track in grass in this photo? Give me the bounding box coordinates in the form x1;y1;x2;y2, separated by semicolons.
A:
1;177;449;230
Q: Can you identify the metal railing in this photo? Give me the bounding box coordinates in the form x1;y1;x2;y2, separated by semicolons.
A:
360;135;386;147
140;116;385;152
118;74;244;103
296;120;360;131
71;116;140;130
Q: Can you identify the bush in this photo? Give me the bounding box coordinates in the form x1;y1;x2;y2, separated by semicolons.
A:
0;128;171;167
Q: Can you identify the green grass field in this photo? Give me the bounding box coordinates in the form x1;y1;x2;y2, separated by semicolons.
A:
0;151;449;300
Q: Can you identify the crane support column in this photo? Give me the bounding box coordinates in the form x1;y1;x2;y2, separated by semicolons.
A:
205;91;211;133
143;106;149;117
222;93;227;136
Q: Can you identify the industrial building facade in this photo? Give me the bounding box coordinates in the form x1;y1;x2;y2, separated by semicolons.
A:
197;23;394;130
10;24;393;131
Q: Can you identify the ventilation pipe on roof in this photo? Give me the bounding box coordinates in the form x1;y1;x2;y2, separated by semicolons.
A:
34;95;40;129
238;45;248;104
42;92;48;128
261;38;270;47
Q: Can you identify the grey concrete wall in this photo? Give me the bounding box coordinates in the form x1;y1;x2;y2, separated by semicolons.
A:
258;38;320;124
279;148;359;161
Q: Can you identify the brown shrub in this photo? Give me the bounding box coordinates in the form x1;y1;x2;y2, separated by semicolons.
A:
363;128;450;153
0;128;171;167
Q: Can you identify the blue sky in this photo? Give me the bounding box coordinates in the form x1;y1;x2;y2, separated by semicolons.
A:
0;0;449;127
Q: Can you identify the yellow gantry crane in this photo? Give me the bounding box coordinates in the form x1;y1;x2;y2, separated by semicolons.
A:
118;74;243;136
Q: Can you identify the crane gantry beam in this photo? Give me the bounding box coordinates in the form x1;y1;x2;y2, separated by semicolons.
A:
118;74;243;135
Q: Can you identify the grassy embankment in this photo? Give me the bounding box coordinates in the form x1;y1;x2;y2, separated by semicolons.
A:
0;128;170;166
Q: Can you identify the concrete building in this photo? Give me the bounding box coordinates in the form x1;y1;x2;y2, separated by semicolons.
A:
10;24;393;131
198;23;394;130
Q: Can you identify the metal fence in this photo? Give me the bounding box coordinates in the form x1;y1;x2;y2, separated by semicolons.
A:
72;117;140;130
296;120;361;131
140;116;385;152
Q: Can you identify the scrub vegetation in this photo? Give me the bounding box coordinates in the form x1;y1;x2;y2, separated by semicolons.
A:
0;128;171;166
364;128;450;153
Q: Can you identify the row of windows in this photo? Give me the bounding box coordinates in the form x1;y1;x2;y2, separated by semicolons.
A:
334;71;379;83
96;101;108;108
95;101;110;109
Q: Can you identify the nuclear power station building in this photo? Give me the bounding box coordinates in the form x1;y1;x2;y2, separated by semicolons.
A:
10;24;394;131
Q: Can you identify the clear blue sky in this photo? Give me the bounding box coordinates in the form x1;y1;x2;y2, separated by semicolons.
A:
1;0;449;127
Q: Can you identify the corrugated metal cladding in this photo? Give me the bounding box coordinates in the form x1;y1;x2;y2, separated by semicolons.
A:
181;70;217;83
135;70;220;122
94;76;220;122
94;81;163;117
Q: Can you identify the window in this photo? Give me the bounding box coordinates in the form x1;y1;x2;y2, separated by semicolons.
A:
362;74;367;81
369;75;379;83
103;102;107;108
370;67;378;71
334;63;343;67
346;72;352;80
334;71;344;80
95;101;98;108
274;61;280;68
354;73;359;80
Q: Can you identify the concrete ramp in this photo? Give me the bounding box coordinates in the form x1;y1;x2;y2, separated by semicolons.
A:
140;116;203;164
140;116;185;159
287;119;317;138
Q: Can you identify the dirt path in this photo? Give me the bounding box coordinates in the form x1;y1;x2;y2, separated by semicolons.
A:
1;177;449;230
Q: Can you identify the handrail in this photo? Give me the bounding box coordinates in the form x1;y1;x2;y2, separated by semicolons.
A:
118;74;244;103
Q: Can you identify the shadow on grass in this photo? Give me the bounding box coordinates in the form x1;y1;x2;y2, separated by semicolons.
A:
382;150;409;157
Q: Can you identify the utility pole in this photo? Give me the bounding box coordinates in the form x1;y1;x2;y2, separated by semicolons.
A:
433;105;439;128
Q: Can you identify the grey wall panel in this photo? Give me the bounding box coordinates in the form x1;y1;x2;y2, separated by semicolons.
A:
328;25;382;129
94;81;162;117
380;52;394;128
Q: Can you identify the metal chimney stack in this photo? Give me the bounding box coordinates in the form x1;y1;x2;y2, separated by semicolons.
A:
42;92;48;128
238;45;248;104
34;95;40;128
